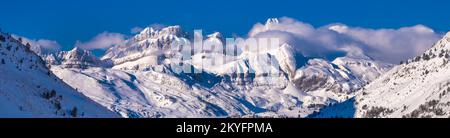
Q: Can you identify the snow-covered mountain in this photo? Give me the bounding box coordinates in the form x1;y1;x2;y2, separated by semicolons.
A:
43;47;105;69
43;19;391;118
102;25;188;67
0;31;118;117
353;32;450;118
6;18;448;118
310;31;450;118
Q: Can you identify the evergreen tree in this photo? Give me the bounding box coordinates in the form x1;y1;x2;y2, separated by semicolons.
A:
0;35;5;42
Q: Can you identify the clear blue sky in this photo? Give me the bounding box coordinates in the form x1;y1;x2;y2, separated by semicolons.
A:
0;0;449;51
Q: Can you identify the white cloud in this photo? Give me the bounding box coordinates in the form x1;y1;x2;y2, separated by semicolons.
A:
130;27;143;34
12;35;61;55
75;32;126;50
248;17;442;64
332;24;439;63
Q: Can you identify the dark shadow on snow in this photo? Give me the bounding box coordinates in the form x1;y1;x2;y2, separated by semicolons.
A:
306;98;356;118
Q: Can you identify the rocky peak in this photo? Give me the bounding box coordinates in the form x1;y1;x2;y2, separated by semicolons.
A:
134;25;184;42
48;47;102;69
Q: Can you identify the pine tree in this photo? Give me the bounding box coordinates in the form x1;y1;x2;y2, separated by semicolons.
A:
50;90;57;98
423;54;430;61
70;107;78;117
0;35;5;42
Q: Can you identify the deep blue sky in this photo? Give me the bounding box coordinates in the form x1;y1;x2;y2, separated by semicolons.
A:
0;0;449;51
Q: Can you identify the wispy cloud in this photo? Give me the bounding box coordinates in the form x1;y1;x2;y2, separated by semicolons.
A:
13;35;61;55
248;17;442;64
75;32;126;50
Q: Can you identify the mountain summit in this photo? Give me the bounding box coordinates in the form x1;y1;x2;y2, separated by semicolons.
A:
312;31;450;118
44;47;103;69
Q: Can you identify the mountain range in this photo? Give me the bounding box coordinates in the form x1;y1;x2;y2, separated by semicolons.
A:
1;18;449;118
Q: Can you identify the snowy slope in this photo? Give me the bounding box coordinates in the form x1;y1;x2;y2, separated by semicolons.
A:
352;32;450;118
50;66;252;118
0;31;118;118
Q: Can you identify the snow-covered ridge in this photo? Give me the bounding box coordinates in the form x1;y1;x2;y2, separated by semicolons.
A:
351;31;450;118
0;31;119;117
133;25;184;42
44;47;105;69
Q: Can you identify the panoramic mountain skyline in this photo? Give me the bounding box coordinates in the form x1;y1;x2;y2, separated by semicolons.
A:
9;17;444;65
1;0;450;119
4;21;449;118
3;1;450;137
